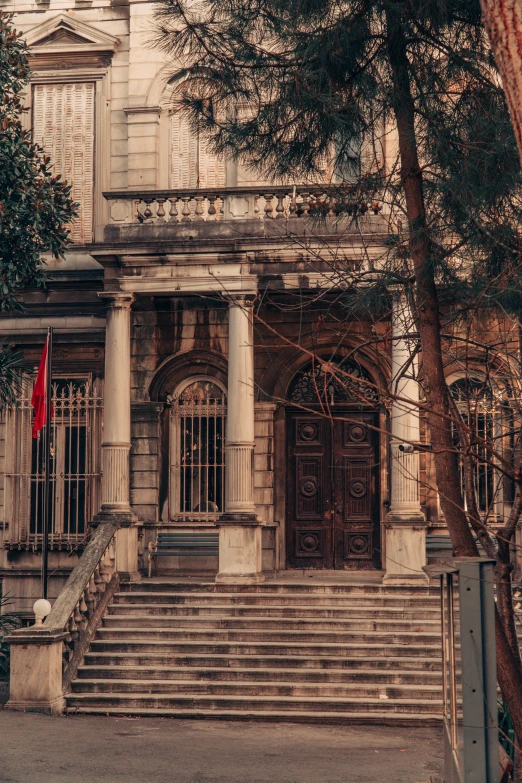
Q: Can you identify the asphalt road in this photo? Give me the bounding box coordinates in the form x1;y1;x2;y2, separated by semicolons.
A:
0;712;442;783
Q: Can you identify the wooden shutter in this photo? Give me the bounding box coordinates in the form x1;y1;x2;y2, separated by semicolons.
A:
32;83;95;244
198;131;226;188
171;107;225;188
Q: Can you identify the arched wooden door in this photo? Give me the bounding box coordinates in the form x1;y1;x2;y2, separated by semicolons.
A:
285;361;381;570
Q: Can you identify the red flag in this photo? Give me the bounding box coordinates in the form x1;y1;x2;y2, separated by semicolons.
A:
31;338;52;438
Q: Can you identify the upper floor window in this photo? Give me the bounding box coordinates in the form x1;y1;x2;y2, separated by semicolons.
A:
169;378;226;522
32;82;95;244
170;103;226;189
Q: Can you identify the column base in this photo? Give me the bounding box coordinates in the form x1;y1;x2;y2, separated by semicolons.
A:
215;572;265;585
383;572;430;586
216;516;265;585
93;511;141;582
5;696;65;717
93;510;136;526
383;513;428;586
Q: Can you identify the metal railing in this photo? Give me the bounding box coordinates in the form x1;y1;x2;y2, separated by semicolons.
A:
427;558;499;783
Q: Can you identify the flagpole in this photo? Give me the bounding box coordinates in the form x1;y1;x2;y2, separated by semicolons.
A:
41;326;53;600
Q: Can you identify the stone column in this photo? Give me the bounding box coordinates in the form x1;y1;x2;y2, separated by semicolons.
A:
216;294;264;584
96;292;140;581
383;292;428;584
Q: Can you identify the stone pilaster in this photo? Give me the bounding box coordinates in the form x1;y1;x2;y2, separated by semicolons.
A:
383;292;428;585
96;292;140;581
217;294;264;584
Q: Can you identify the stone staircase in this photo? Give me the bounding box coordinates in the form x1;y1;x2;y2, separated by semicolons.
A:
66;580;444;724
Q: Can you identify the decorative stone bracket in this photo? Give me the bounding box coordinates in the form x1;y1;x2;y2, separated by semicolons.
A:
5;523;119;715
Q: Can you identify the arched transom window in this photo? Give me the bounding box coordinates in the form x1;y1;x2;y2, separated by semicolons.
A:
289;358;379;405
169;378;227;522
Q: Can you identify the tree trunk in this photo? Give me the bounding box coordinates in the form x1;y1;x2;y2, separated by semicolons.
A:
385;7;477;558
385;1;522;746
480;0;522;168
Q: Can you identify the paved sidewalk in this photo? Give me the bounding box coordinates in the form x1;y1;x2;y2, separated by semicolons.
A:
0;712;441;783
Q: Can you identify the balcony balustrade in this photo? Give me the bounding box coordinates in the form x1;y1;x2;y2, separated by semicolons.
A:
104;185;382;227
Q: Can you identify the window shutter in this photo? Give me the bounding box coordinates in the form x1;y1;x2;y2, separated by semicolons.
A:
32;83;95;244
171;109;198;188
198;131;226;188
171;107;225;188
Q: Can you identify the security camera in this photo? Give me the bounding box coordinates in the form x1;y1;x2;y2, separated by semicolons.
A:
397;442;432;453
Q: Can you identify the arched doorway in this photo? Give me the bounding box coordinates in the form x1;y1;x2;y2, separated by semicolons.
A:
169;377;227;523
285;358;381;569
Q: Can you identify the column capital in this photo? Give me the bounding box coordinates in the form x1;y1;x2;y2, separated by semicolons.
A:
223;293;257;307
98;292;135;310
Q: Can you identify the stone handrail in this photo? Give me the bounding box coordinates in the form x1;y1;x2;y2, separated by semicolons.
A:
104;185;382;225
42;522;117;635
5;522;118;715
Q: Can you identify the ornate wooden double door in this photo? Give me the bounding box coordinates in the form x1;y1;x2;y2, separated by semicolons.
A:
286;410;381;569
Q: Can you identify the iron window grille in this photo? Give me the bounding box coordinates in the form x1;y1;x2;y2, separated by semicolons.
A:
3;375;103;550
450;377;514;523
169;378;226;523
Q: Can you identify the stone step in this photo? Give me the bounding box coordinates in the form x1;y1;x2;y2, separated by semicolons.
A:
89;639;440;657
107;603;441;620
70;580;445;723
102;615;440;633
114;591;439;608
83;652;442;671
70;678;443;700
120;582;438;596
95;627;440;644
65;706;442;726
76;665;442;685
66;692;443;714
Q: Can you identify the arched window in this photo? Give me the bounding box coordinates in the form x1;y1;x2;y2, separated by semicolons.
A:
449;377;514;520
169;378;227;522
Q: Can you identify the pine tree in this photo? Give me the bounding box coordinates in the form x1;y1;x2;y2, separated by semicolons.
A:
154;0;522;748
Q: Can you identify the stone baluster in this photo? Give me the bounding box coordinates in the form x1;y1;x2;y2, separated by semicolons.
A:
156;198;166;222
168;197;179;222
217;294;264;584
383;291;427;584
143;198;153;221
275;194;285;218
181;197;192;221
208;195;217;220
194;195;205;220
264;194;274;219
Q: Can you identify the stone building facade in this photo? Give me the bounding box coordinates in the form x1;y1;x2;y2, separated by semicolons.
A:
0;0;512;614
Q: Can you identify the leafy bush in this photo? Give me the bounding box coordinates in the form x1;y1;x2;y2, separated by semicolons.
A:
0;593;21;680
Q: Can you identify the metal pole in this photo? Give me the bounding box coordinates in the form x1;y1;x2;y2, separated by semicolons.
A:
440;574;448;721
458;558;499;783
447;572;458;752
41;327;53;599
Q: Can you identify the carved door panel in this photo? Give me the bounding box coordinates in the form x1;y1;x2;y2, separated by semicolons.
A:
332;414;381;569
286;411;380;569
286;414;333;569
